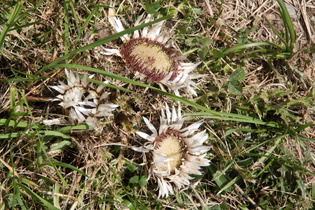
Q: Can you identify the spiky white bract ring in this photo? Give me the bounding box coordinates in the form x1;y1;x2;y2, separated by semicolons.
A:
134;104;210;198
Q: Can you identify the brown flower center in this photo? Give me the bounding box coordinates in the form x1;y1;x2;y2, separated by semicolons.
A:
120;38;178;82
153;130;185;173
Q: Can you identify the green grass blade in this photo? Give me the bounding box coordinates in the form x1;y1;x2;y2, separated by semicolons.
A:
69;0;79;33
0;119;72;139
12;178;28;210
0;1;22;50
63;0;70;55
11;20;41;31
0;119;36;128
252;135;283;177
210;162;233;193
265;17;287;46
56;124;91;133
39;131;71;139
77;5;100;40
41;162;89;178
222;42;285;55
38;140;69;188
2;76;47;83
0;132;21;139
52;63;283;128
277;0;296;50
86;77;132;93
216;176;240;195
53;64;223;112
18;183;59;210
188;112;280;128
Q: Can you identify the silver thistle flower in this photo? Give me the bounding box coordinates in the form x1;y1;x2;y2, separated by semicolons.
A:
100;8;205;97
44;70;118;131
134;104;210;198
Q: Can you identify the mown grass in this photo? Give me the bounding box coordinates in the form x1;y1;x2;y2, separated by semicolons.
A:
1;0;315;209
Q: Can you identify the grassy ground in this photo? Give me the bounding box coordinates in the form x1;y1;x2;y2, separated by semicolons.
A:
1;0;315;209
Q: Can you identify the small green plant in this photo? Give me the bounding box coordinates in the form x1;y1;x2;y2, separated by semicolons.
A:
219;0;296;60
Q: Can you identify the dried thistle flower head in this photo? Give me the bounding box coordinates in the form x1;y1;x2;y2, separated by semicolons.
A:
44;70;118;131
100;8;205;97
120;37;178;82
133;104;210;198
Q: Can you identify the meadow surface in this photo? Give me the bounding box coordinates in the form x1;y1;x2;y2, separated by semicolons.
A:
0;0;315;209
